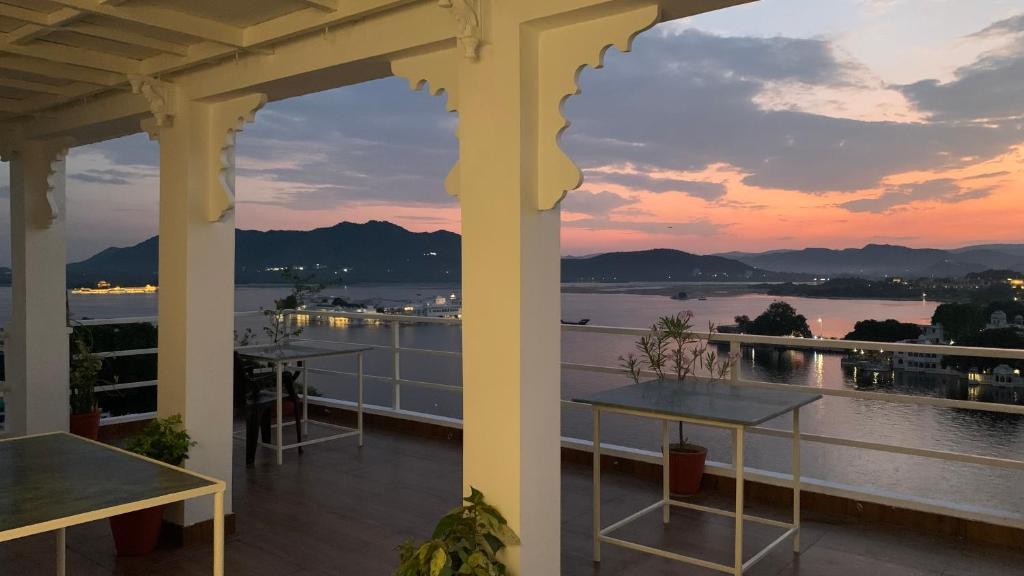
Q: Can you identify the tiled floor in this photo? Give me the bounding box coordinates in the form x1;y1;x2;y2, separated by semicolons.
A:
3;427;1022;575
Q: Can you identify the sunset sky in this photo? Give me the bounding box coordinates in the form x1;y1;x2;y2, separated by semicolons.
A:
1;0;1022;264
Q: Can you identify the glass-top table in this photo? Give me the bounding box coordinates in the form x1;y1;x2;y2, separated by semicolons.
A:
0;432;226;575
575;378;822;575
237;341;374;465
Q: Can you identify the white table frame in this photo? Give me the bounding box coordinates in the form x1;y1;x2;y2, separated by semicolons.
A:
592;405;802;575
238;345;366;465
0;432;226;576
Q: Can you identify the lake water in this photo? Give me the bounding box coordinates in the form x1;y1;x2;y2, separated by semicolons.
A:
0;285;1021;520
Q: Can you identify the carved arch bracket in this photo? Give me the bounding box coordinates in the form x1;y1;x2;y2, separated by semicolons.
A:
392;48;462;200
438;0;481;60
533;4;660;210
207;93;267;222
44;146;69;226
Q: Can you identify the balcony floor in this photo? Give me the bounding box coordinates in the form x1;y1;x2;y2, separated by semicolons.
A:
2;426;1022;575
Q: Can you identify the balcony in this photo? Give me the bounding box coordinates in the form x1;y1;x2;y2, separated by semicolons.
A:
4;309;1024;574
1;424;1022;575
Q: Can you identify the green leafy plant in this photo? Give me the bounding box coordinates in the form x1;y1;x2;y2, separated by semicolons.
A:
126;414;196;467
618;311;737;448
70;333;104;415
262;268;326;344
396;488;519;576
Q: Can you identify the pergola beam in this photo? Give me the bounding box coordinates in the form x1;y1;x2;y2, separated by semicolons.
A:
298;0;339;11
0;55;123;86
0;33;140;74
0;5;50;25
69;22;190;56
47;0;245;47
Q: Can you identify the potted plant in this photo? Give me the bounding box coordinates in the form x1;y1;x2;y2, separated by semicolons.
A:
109;414;196;556
396;487;519;576
620;311;736;495
69;334;104;439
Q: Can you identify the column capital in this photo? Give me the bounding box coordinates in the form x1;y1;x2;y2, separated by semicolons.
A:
5;137;75;227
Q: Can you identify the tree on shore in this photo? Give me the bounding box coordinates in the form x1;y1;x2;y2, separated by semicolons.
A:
734;301;812;337
844;319;922;342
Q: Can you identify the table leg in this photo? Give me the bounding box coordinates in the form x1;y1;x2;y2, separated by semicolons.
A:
213;491;224;576
56;528;65;575
276;362;284;466
793;408;801;553
593;407;601;563
662;419;670;524
734;426;745;576
301;360;309;435
357;353;364;447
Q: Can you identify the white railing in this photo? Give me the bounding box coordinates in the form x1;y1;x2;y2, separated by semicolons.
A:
10;308;1024;529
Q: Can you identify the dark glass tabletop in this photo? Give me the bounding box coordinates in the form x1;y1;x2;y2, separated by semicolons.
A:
574;378;821;426
0;433;218;535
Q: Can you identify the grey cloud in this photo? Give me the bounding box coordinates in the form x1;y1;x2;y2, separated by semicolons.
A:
69;172;132;185
561;190;637;215
900;13;1024;122
837;178;995;213
564;27;1024;194
585;171;726;200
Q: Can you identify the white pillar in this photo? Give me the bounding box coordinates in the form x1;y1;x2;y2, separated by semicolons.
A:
395;4;659;572
4;139;70;437
147;91;265;525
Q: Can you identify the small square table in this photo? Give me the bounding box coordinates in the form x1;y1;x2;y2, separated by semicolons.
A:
575;378;821;575
237;341;373;465
0;432;226;575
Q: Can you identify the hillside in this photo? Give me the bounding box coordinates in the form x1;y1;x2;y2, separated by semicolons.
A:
720;244;1024;278
67;221;461;286
560;248;796;282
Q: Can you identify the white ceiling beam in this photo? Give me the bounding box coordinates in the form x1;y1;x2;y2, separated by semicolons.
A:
48;0;244;47
0;33;140;74
0;5;50;25
8;24;53;44
0;55;123;86
69;22;190;56
298;0;339;11
0;77;94;97
243;0;414;46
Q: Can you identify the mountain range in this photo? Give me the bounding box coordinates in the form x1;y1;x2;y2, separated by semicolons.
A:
46;221;1024;286
63;220;803;286
717;244;1024;278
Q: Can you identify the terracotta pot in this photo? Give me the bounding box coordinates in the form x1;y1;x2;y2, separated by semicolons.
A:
669;444;707;495
69;409;101;440
109;505;164;556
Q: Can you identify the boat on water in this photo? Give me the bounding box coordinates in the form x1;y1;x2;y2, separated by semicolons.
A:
72;281;158;295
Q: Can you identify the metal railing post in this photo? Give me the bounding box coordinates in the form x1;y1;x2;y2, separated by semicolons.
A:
392;319;401;411
730;340;741;381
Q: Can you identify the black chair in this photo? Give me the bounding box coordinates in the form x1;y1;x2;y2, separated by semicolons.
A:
234;352;304;465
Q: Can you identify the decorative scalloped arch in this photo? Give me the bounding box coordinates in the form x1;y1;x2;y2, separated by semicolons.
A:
208;93;267;222
44;147;68;224
534;4;660;210
392;48;462;200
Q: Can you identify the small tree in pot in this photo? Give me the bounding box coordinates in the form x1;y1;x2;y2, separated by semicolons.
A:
620;311;735;495
69;335;104;439
109;415;196;556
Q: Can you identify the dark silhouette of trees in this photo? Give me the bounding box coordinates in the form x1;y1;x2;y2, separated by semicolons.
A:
844;319;922;342
734;301;812;337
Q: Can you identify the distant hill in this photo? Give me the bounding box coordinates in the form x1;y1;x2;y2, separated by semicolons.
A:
67;221;461;286
560;248;800;282
64;221;801;287
719;244;1024;278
